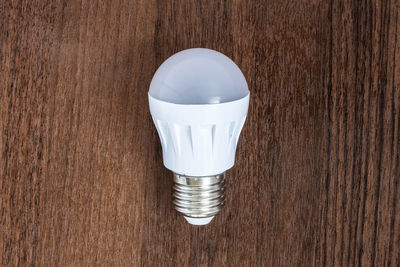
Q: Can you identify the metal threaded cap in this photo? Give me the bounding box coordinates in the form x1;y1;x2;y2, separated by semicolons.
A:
173;173;225;220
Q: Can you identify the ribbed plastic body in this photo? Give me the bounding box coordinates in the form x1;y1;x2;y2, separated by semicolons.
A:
149;94;249;176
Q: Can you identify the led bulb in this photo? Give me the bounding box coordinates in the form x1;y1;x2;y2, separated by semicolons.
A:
148;48;249;225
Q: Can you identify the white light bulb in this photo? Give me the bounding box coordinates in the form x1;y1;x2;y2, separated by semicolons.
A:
148;48;249;225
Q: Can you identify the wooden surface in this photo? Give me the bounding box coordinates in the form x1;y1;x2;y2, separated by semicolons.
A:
0;0;399;266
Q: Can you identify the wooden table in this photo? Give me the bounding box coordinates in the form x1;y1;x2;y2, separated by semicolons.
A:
1;0;399;266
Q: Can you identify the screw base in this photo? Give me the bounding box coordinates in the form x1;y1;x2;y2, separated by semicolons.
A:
173;173;225;223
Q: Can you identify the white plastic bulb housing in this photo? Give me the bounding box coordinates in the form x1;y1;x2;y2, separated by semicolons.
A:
148;48;249;225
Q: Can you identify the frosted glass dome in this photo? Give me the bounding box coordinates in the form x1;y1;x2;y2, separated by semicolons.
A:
149;48;249;105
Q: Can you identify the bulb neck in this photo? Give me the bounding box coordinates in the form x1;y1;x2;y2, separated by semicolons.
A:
172;172;225;223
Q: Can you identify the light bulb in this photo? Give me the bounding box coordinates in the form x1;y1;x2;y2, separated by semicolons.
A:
148;48;249;225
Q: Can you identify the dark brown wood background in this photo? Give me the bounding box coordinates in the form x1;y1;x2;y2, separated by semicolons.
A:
1;0;399;266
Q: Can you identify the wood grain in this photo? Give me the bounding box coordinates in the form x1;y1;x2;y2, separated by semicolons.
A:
317;1;400;267
0;0;399;266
